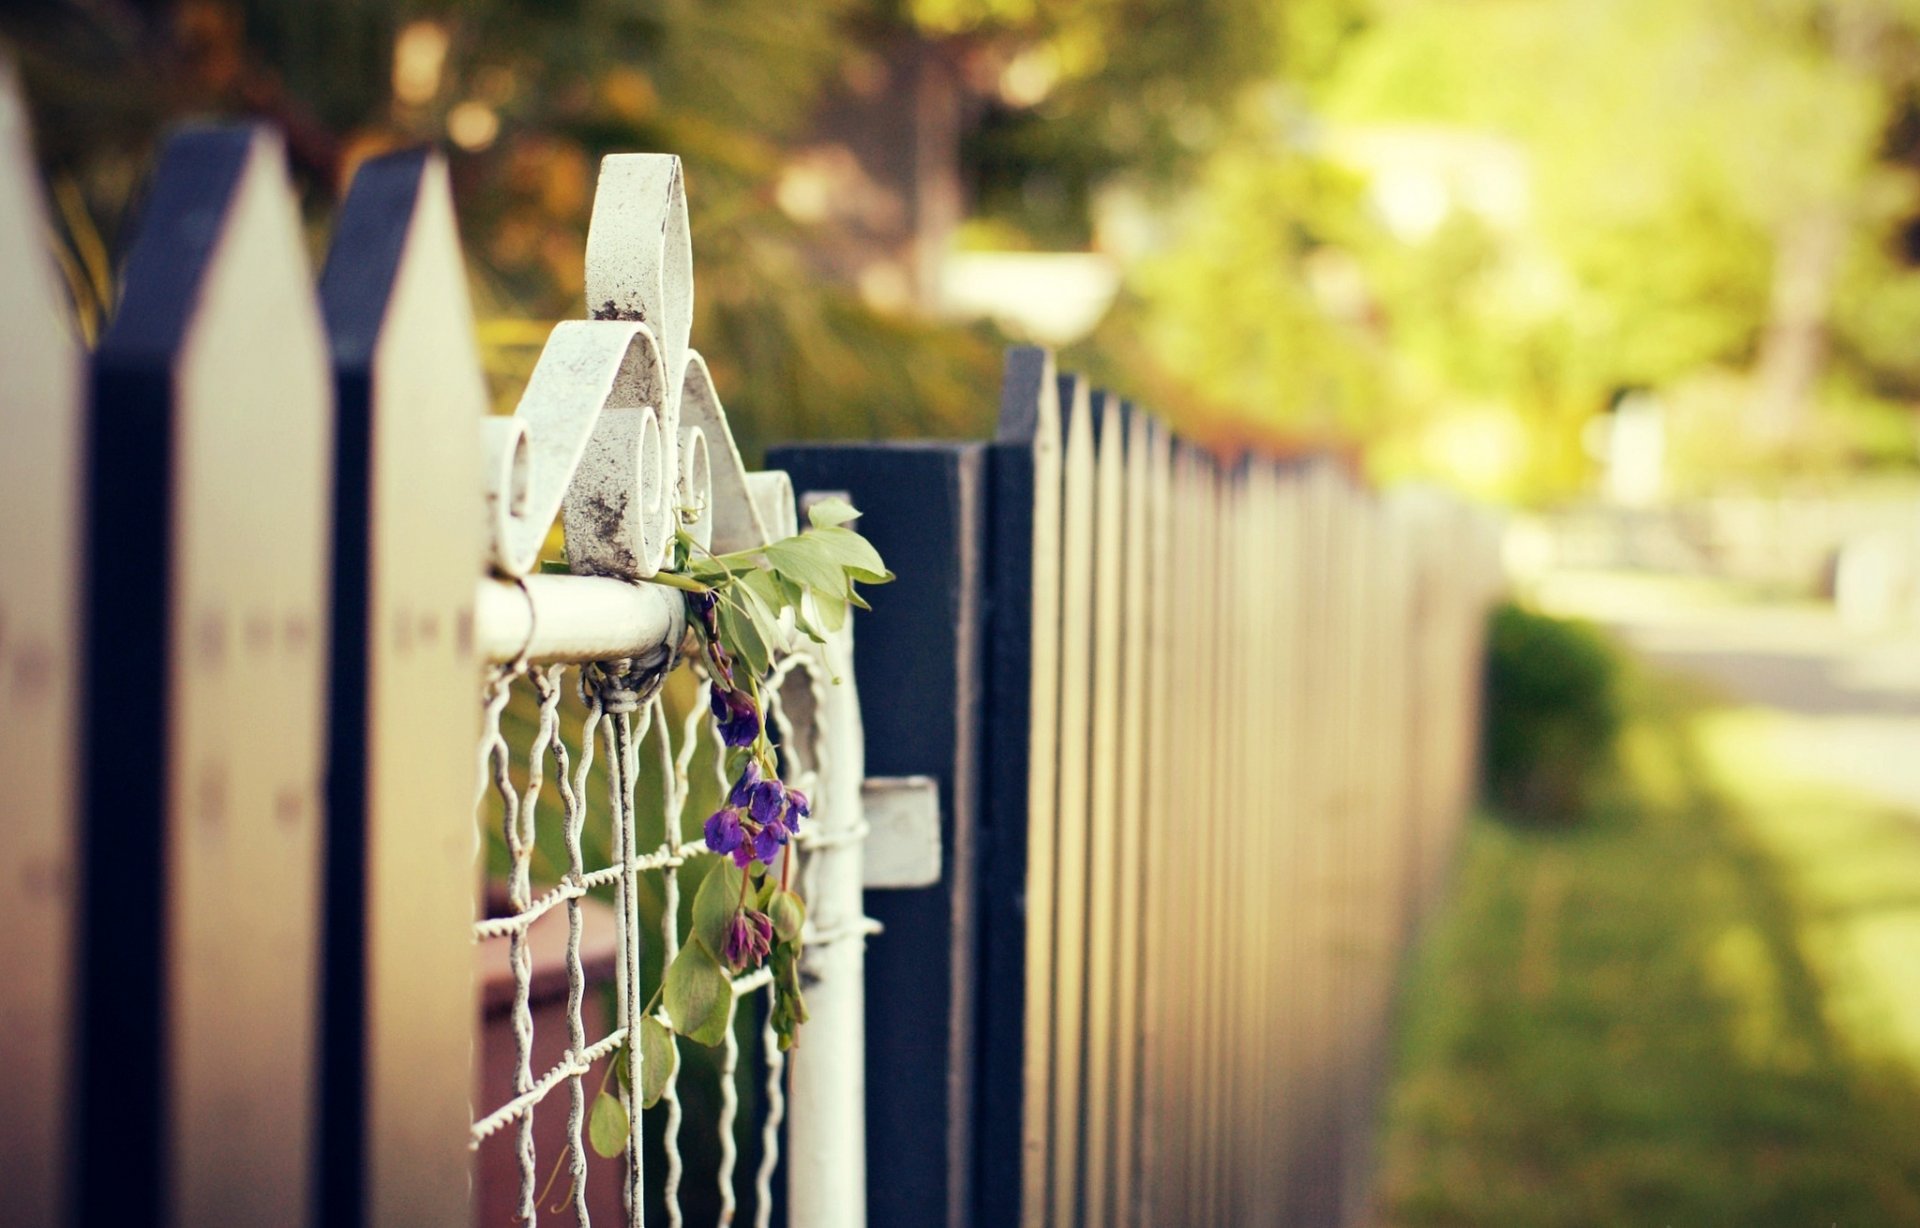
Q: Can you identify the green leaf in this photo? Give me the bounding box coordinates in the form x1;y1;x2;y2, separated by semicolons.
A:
806;526;892;581
768;889;806;943
692;859;743;955
662;941;734;1046
638;1016;676;1109
735;568;791;653
808;587;849;634
762;537;853;601
775;574;827;643
589;1090;629;1158
807;497;861;529
716;593;770;679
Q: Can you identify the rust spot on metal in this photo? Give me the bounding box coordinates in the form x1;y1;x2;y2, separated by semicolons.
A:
595;298;647;323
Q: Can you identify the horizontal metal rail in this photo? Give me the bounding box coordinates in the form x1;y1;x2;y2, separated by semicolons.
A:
475;573;688;665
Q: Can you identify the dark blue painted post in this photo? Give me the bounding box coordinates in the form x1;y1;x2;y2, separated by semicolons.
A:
768;441;986;1228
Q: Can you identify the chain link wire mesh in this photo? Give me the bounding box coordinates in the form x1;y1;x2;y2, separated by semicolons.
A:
470;651;828;1227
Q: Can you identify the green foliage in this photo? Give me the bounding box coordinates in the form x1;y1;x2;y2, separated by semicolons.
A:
1381;675;1920;1225
588;1089;628;1159
1482;601;1624;824
636;1016;676;1111
3;0;1005;452
678;496;894;679
690;858;745;957
661;940;734;1047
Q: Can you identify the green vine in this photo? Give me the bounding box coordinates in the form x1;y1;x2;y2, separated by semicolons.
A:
589;497;891;1156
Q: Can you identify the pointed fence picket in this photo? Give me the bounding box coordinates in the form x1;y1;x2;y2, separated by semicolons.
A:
0;60;84;1228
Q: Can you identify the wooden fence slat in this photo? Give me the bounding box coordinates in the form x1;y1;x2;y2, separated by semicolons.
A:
1110;406;1153;1227
767;441;987;1228
82;124;332;1228
1137;420;1175;1228
1049;372;1097;1228
981;346;1063;1228
317;147;487;1228
0;62;85;1228
1081;390;1127;1228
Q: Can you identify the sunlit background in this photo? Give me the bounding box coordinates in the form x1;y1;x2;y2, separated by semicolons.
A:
10;0;1920;1222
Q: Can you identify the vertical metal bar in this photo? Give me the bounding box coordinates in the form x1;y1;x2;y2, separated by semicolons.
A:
81;125;330;1228
786;631;871;1228
0;63;83;1228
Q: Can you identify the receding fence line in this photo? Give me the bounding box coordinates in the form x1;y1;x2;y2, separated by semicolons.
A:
1;69;1496;1228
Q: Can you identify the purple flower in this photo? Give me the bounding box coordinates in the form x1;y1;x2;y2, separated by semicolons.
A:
728;761;762;808
711;686;760;748
720;908;774;972
749;779;786;826
783;788;809;835
703;808;744;858
752;822;786;864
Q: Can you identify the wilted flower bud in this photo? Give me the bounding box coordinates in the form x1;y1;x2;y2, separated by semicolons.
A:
720;907;774;972
767;888;805;943
711;686;760;748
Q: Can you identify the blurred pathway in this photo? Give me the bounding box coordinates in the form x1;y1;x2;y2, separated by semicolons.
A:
1532;569;1920;813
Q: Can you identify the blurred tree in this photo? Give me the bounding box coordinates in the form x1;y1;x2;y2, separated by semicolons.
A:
1;0;1008;458
1086;0;1920;496
13;0;1920;493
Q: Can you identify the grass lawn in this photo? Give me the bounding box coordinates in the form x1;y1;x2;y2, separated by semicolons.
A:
1375;670;1920;1226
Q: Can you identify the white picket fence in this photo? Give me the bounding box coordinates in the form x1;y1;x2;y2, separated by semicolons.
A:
0;62;1501;1228
0;65;884;1228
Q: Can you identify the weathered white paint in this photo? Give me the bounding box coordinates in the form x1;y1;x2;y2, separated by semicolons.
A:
786;627;871;1228
472;572;685;667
